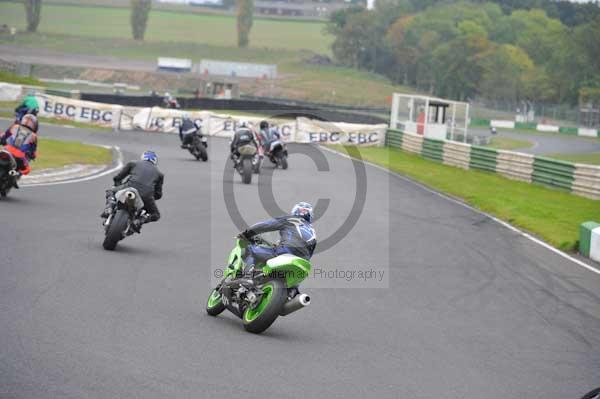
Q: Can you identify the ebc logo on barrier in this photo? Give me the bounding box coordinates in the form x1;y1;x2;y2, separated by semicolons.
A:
43;100;112;122
308;131;379;144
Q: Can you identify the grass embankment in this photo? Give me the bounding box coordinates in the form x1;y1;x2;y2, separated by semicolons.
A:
546;152;600;165
34;138;112;170
0;71;44;86
0;3;331;53
485;136;534;150
0;2;412;107
331;145;599;252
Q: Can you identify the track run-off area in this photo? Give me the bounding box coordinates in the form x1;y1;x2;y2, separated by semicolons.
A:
1;124;600;399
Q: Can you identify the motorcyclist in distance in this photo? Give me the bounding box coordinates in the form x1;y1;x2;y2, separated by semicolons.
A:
179;113;203;149
14;93;39;123
230;120;258;161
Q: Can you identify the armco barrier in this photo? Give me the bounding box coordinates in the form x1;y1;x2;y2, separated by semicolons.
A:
573;164;600;199
496;151;534;182
515;122;538;130
401;133;423;154
385;129;403;149
421;138;444;162
559;127;578;135
385;129;600;200
579;128;599;137
469;146;498;173
442;141;471;169
532;156;575;191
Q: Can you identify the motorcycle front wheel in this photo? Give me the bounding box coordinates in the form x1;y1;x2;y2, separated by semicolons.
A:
206;288;226;316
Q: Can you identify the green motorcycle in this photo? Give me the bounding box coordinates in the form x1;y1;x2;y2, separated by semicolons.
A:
206;235;312;334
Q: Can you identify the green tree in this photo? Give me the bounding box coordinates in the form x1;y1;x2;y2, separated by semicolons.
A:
386;15;416;84
326;6;364;36
130;0;151;41
504;10;565;66
331;11;391;71
479;44;534;102
237;0;254;48
522;66;556;102
24;0;42;33
431;25;491;100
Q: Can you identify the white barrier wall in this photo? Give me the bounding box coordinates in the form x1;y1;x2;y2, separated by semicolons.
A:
32;94;387;146
0;83;23;101
491;120;515;129
36;94;123;129
536;124;560;132
579;128;599;137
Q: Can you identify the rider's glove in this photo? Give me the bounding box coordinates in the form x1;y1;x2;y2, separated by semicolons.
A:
237;230;250;241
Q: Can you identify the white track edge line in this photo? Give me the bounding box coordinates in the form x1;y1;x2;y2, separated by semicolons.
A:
21;145;123;187
320;145;600;276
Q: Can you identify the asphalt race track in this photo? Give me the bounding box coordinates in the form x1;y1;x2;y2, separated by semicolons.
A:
472;128;600;155
1;124;600;399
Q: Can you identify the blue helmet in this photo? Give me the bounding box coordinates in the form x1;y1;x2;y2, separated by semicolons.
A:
291;202;313;223
141;150;158;165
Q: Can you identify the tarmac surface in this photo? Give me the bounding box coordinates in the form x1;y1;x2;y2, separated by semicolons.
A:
472;128;600;155
1;124;600;399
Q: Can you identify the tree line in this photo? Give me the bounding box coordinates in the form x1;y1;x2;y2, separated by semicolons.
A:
22;0;254;47
327;0;600;106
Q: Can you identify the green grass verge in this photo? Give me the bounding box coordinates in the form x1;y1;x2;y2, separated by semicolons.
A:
546;152;600;165
34;138;112;170
485;136;534;150
330;145;599;252
0;71;44;86
0;3;331;53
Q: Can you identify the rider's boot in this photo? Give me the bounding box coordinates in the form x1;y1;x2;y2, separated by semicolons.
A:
11;171;21;189
100;191;116;218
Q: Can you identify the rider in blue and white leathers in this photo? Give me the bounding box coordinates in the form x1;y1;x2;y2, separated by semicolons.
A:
239;202;316;271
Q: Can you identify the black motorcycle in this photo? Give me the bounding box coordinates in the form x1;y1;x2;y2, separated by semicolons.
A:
102;187;147;250
187;134;208;162
267;139;288;169
0;149;19;198
233;143;257;184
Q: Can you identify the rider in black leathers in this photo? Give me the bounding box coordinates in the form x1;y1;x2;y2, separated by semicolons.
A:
230;120;258;159
101;151;164;230
179;114;203;149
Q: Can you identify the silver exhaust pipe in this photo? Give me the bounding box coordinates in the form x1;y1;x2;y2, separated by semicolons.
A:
125;191;136;200
8;170;18;177
280;293;310;316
